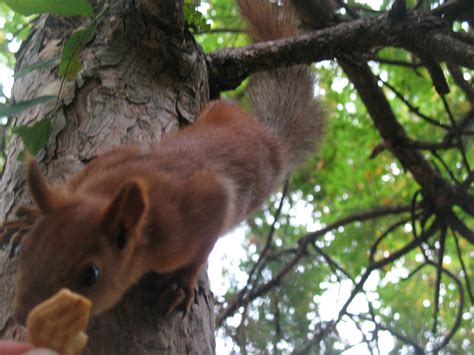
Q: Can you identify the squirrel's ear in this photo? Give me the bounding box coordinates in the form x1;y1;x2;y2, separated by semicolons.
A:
181;170;231;237
102;179;147;244
25;158;56;214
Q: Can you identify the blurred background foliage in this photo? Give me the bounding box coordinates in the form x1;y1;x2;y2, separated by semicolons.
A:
0;0;472;354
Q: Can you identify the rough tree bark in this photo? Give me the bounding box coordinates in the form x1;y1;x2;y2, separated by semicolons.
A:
0;0;215;353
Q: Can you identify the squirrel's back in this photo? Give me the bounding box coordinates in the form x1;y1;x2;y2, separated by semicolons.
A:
238;0;325;171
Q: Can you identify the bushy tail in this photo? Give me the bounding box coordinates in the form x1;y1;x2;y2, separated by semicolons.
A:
237;0;325;170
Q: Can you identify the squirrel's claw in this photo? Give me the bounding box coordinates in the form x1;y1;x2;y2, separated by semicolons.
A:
158;275;198;317
0;205;38;252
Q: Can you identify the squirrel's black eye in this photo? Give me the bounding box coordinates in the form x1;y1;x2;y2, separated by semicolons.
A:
116;225;128;249
78;264;101;288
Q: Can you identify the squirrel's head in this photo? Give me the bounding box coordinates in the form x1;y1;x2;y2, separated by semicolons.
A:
13;159;149;325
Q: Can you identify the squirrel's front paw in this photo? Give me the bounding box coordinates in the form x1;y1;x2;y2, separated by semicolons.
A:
158;276;198;316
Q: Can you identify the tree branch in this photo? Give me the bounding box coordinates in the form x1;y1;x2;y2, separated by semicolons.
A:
338;219;441;319
207;11;474;92
447;63;474;104
426;260;465;353
453;231;474;305
350;313;425;354
216;205;412;326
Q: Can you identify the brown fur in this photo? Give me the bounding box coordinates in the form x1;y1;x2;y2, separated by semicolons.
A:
237;0;298;41
238;0;325;168
6;0;325;323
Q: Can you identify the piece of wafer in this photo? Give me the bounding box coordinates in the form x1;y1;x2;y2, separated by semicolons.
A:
26;289;91;355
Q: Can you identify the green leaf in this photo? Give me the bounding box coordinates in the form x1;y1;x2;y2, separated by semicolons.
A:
0;95;56;117
59;25;96;80
184;0;210;33
2;0;93;17
14;58;59;78
14;117;52;155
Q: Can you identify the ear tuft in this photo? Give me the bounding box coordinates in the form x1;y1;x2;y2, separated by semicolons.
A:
102;179;147;241
25;158;56;214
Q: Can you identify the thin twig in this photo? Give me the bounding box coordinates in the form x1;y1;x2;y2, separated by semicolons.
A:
371;57;422;70
431;151;462;185
452;230;474;305
426;261;465;353
350;313;425;354
369;217;412;263
432;225;447;334
246;181;290;287
196;28;244;35
337;219;440;320
378;76;450;129
441;95;471;171
447;63;474;103
217;205;412;326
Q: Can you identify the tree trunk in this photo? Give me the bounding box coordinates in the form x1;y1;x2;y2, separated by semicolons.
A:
0;0;215;353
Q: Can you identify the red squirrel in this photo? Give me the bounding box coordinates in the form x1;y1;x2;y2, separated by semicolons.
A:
1;0;324;324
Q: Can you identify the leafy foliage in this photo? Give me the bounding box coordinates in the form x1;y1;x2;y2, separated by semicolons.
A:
2;0;92;17
14;117;52;157
59;24;96;80
184;0;210;33
0;3;29;67
0;0;95;159
0;95;55;117
14;58;58;78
